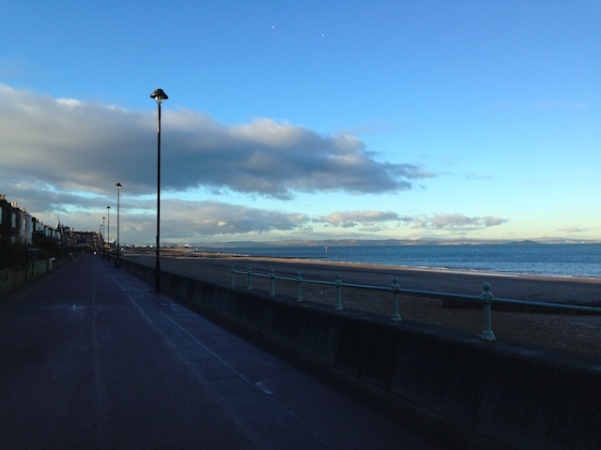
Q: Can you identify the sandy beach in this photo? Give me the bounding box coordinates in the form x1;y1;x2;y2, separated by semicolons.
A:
125;254;601;357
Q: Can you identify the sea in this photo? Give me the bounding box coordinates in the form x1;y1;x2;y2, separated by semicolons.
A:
217;243;601;279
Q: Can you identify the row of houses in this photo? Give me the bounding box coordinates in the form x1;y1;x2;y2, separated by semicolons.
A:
0;194;103;251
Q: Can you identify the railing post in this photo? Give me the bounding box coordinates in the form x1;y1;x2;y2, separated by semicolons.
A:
391;277;402;322
334;274;343;311
246;267;253;290
296;272;303;302
480;282;496;341
230;267;235;286
269;270;276;296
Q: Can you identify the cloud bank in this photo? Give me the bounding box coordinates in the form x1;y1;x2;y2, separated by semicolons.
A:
412;213;508;230
0;84;508;243
0;84;431;200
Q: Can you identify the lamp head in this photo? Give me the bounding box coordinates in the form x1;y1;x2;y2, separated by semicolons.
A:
116;182;122;188
150;88;168;104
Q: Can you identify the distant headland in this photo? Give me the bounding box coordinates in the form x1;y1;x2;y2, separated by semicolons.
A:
166;237;600;250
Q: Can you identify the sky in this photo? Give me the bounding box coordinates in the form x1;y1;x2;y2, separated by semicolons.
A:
1;0;600;246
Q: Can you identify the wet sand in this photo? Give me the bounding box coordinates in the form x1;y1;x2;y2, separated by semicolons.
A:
125;254;601;357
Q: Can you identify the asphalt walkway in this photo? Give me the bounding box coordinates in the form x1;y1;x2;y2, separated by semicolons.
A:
0;254;453;450
2;254;518;449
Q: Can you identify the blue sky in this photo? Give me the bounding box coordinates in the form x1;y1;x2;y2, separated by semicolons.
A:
1;0;599;245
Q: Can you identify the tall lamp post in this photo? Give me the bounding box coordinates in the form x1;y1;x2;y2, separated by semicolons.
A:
98;225;102;254
150;88;168;292
102;216;105;253
115;182;122;267
106;205;111;260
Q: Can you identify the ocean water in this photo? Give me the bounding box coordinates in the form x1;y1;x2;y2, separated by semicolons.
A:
223;244;601;279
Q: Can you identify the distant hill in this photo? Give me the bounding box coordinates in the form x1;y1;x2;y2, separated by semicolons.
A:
194;238;513;248
185;237;598;249
509;240;541;245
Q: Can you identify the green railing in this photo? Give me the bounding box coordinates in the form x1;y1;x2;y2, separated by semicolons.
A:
230;266;601;342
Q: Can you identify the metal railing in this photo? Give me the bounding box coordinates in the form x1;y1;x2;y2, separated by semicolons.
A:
230;266;601;342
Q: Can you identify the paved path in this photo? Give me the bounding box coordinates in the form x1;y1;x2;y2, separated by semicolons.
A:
0;255;505;449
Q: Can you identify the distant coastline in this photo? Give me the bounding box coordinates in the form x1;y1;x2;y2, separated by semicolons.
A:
130;241;601;278
182;237;600;250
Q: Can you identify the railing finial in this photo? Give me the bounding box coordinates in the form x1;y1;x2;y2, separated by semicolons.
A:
391;277;402;322
296;272;303;302
481;282;496;341
334;274;343;311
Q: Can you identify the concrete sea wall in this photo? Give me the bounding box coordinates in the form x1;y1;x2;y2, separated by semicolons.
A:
0;257;66;296
121;258;601;450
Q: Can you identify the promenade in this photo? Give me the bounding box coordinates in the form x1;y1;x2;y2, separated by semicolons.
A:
0;254;508;450
128;254;601;356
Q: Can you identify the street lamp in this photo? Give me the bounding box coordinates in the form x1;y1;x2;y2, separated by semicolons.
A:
98;225;102;254
115;182;122;267
102;216;105;253
150;88;168;292
106;205;111;260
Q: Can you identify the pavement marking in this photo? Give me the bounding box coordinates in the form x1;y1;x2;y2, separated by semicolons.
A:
109;270;331;448
255;381;273;395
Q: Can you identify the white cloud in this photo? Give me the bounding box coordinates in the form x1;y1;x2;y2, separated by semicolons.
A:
0;84;433;201
155;200;311;240
0;83;443;243
8;84;525;244
558;226;591;234
411;213;507;230
319;210;407;228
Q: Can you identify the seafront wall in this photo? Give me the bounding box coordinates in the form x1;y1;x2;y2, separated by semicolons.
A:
120;258;601;450
0;257;68;296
